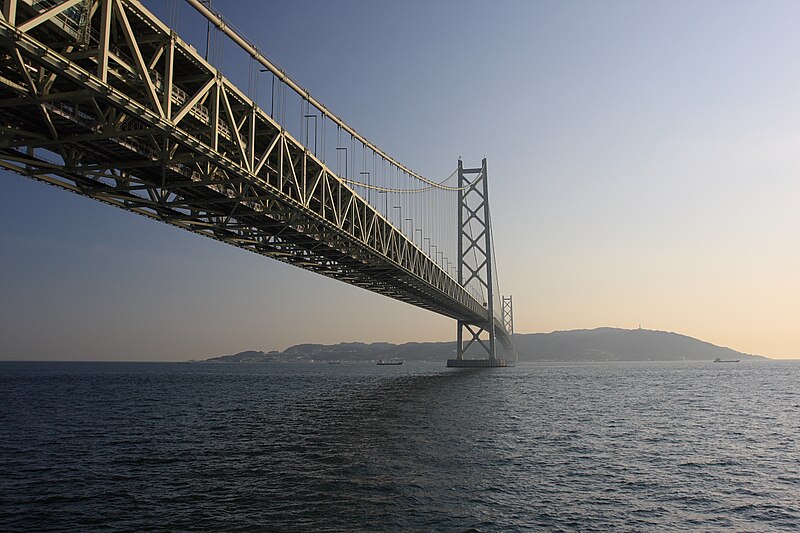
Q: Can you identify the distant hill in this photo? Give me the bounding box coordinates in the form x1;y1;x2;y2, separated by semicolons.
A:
205;350;278;363
202;328;766;362
513;327;764;362
204;343;454;363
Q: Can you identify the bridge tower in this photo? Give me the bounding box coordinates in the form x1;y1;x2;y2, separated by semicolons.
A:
502;295;518;363
448;158;509;368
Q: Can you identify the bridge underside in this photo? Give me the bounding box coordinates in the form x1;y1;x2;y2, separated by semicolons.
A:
0;0;510;348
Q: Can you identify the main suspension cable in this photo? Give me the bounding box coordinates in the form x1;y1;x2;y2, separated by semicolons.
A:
183;0;473;192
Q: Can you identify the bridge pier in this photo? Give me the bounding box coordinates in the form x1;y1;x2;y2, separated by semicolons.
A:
447;358;508;368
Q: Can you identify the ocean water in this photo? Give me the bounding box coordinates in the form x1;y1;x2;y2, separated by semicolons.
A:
1;360;798;531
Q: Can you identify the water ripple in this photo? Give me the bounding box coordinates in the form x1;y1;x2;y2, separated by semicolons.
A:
1;360;799;531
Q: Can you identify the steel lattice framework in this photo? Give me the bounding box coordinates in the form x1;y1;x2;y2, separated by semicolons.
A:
456;159;496;358
0;0;511;348
502;296;517;362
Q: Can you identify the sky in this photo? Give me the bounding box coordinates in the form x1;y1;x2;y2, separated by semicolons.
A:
1;0;799;360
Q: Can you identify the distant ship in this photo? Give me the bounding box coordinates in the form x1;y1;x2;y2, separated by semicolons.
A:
377;360;403;366
327;360;341;364
713;357;740;363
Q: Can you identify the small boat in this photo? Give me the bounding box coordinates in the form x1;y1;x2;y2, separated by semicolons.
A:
713;357;740;363
327;360;341;364
377;360;403;366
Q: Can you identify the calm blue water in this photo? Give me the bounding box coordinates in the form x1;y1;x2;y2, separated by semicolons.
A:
1;360;798;531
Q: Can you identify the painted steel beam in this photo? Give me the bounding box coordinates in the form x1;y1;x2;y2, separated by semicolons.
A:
0;0;506;331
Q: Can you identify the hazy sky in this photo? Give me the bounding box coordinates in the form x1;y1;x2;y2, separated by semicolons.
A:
1;0;798;360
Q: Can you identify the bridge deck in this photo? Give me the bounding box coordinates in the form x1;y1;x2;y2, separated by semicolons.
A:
0;0;510;345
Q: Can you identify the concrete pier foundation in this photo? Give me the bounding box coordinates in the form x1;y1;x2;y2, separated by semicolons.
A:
446;359;509;368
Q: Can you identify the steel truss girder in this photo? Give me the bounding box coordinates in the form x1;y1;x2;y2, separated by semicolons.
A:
0;0;492;324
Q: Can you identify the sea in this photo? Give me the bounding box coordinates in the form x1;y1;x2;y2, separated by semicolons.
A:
1;360;798;531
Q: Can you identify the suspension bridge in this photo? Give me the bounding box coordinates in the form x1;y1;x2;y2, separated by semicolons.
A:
0;0;516;366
